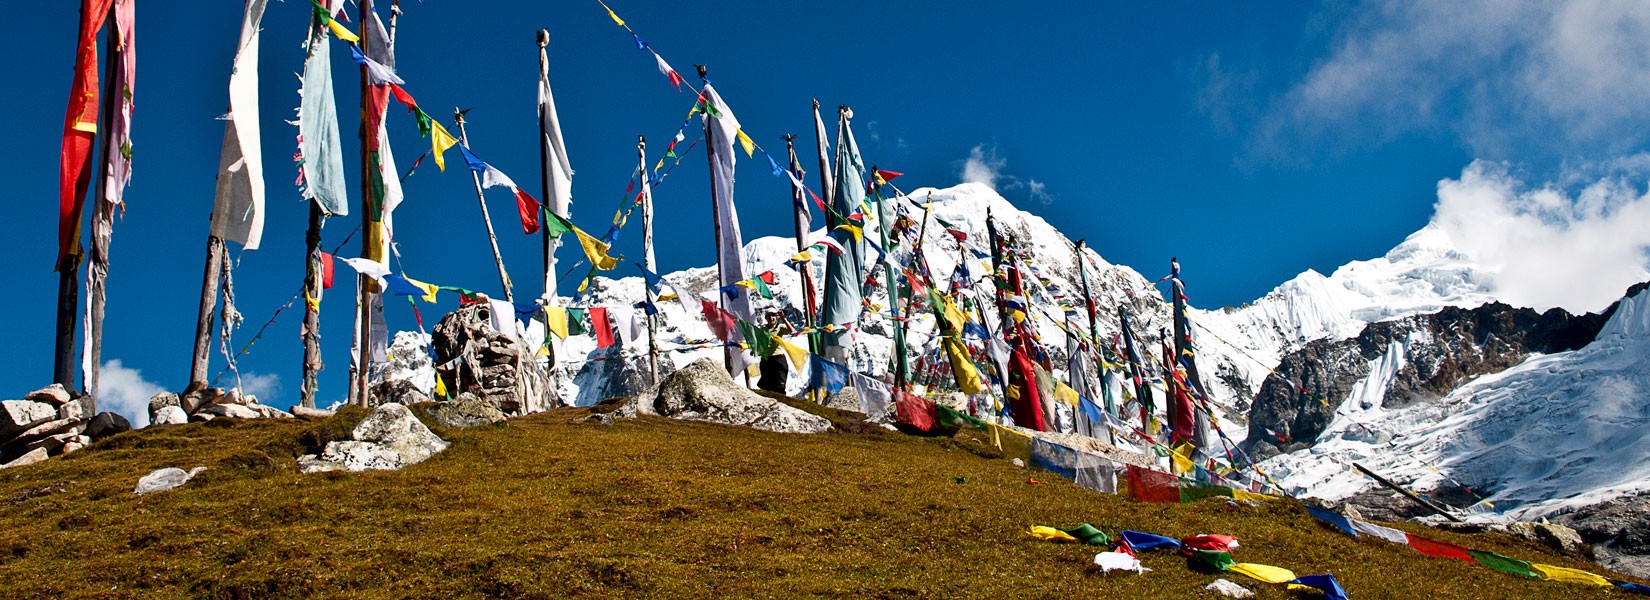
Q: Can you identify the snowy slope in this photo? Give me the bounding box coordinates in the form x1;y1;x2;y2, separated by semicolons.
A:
1189;223;1499;407
1257;285;1650;518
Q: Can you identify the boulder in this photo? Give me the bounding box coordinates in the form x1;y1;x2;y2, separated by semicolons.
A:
134;466;207;495
290;406;336;420
645;358;831;434
57;395;96;422
61;436;90;455
152;405;188;426
4;419;80;452
427;393;507;428
179;387;223;414
23;384;72;406
25;432;79;455
83;412;132;440
249;404;294;419
0;400;59;437
196;403;261;420
147;392;181;421
0;448;49;470
1204;579;1254;598
1531;522;1588;557
298;403;449;473
371;378;431;408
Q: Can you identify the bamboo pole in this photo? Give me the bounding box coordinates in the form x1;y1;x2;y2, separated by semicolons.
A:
454;112;515;302
1353;462;1464;522
298;10;326;409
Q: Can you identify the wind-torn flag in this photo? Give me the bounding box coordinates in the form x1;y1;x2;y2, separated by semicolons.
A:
458;145;541;235
654;54;684;90
348;44;403;85
543;211;618;270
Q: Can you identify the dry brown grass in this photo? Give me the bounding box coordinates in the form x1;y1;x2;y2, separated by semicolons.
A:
0;403;1638;599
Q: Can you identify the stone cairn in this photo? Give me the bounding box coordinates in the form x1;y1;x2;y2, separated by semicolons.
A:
0;384;133;469
430;303;552;416
146;382;295;426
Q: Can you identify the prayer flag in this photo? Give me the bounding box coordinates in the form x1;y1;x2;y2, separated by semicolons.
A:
299;13;349;217
1406;534;1472;561
348;44;403;85
309;0;359;43
1125;465;1180;503
774;334;807;371
538;54;574;299
892;389;936;432
736;129;755;157
459;145;543;235
1026;526;1079;543
1350;518;1409;544
591;307;615;348
338;256;389;285
59;0;117;266
809;356;849;394
701;84;752;321
429;120;458;171
318;251;335;288
654;54;683;90
1467;550;1537;578
599;0;624;26
1306;506;1359;537
1531;564;1611;587
1118;531;1179;551
209;0;270;250
545;306;568;338
1287;574;1348;600
1230;563;1296;585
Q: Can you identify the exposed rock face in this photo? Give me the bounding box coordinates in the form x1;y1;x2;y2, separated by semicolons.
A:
432;304;552;415
643;359;830;434
299;403;449;473
1245;302;1610;461
370;379;430;408
427;393;506;428
1553;492;1650;579
572;345;676;407
0;401;59;437
1;448;49;470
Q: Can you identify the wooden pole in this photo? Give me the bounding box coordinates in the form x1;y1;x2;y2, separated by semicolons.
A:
455;112;515;302
1074;239;1113;443
536;29;554;301
698;65;733;376
639;135;659;385
873;162;908;390
298;9;326;409
190;236;224;387
352;0;377;406
895;192;932;386
1352;462;1463;522
81;6;122;396
54;263;80;388
783;135;818;354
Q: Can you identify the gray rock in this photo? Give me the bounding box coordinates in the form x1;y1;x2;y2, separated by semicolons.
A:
428;393;507;428
371;378;431;408
1531;522;1588;557
57;395;96;422
152;405;188;426
431;304;552;415
134;466;207;495
0;400;59;437
290;406;335;420
61;436;90;455
23;384;72;406
84;412;132;439
1553;492;1650;578
148;392;181;423
196;403;261;419
249;404;293;419
25;432;80;455
572;344;676;407
4;418;79;452
645;358;831;434
179;387;223;414
0;448;49;469
1204;579;1254;598
822;387;861;413
298;403;449;473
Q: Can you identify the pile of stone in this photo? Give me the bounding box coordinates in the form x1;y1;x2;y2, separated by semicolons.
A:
0;384;132;469
431;303;553;415
299;403;449;473
146;383;293;426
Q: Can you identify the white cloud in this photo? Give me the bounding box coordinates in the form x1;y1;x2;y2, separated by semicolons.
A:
1255;1;1650;160
232;372;283;402
1027;180;1053;206
1433;161;1650;313
959;145;1006;189
97;359;163;428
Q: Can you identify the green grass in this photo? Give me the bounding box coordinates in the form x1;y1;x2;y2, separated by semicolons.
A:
0;403;1639;599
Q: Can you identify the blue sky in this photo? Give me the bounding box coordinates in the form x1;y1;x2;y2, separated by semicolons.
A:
7;1;1650;416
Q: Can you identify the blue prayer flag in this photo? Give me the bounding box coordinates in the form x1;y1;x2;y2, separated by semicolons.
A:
1287;574;1348;600
1306;506;1359;537
1119;530;1180;551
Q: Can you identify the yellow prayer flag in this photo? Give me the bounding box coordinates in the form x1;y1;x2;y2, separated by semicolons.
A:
789;250;812;263
327;19;360;44
434;375;448;398
658;293;678;302
834;223;863;243
1531;564;1611;587
1026;526;1079;543
431;122;459;171
601;1;625;26
404;275;439;303
545;307;569;339
1170;442;1195;474
573;226;619;270
1231;490;1281;503
1053;382;1080;407
774;334;807;371
1229;563;1296;585
736;129;756;157
735;279;757;290
943;337;985;395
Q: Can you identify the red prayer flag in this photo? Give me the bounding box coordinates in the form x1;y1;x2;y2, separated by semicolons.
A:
1407;534;1473;561
388;83;418;111
875;169;903;182
364;85;391;152
319;251;335;289
514;189;541;234
666;70;684;89
757;271;777;285
1126;465;1182;503
1007;349;1047;431
893;389;936;432
59;0;118;270
945;229;968;242
1181;534;1238;552
591;307;615;348
700;300;737;342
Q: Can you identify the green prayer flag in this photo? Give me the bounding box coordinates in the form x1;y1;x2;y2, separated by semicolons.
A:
752;277;774;299
1180;485;1235;503
542;210;576;237
566;308;587;336
1187;548;1235;571
1467;550;1537;578
738;320;773;357
413;107;433;138
1057;524;1111;546
934;404;986;430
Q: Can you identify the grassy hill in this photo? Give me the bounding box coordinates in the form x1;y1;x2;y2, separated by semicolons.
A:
0;402;1638;599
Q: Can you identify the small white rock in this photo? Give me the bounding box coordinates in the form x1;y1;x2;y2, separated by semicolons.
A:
1204;578;1254;598
152;405;188;426
134;467;207;495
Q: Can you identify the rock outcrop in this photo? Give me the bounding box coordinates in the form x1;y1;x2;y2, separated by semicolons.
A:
1245;302;1610;461
299;403;449;473
427;393;506;428
0;384;131;467
146;385;293;426
641;358;830;434
432;304;553;415
1553;492;1650;579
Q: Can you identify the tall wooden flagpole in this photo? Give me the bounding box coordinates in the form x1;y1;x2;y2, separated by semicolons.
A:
639;135;659;384
536;29;554;301
698;66;733;375
455;111;515;302
352;0;378;406
299;9;325;409
81;4;123;396
783;135;819;353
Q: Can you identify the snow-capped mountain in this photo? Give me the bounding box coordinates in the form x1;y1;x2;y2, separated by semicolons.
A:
1258;283;1649;519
